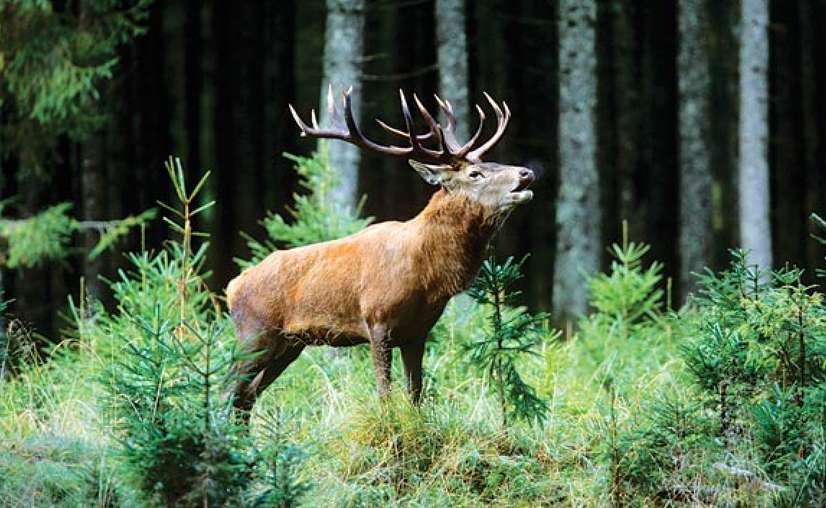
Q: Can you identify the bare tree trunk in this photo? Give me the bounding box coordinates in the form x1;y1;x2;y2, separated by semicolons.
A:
81;135;105;302
322;0;365;212
435;0;469;139
738;0;772;272
553;0;600;323
612;0;641;236
184;0;202;177
677;0;713;297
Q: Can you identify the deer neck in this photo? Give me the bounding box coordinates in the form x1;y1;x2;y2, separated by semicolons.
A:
410;189;500;300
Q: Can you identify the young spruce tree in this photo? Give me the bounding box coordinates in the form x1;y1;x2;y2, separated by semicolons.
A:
100;158;310;507
466;255;554;425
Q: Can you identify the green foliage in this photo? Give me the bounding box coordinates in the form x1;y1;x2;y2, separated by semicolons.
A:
105;308;254;506
247;412;312;507
0;202;74;268
0;202;155;269
0;0;152;168
2;171;826;506
88;208;157;260
589;238;664;329
599;249;826;505
584;224;665;342
466;256;554;425
240;150;372;266
94;159;310;507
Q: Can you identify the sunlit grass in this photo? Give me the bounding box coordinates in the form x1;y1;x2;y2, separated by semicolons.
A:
0;290;687;507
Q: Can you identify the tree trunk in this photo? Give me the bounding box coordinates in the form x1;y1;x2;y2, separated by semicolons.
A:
553;0;600;323
612;0;642;239
81;134;106;302
435;0;469;139
677;0;713;297
184;0;202;177
738;0;772;272
321;0;365;212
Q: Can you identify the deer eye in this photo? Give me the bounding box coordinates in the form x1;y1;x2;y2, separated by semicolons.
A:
468;170;484;179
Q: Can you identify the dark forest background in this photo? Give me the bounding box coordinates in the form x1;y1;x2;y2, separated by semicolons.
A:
1;0;825;338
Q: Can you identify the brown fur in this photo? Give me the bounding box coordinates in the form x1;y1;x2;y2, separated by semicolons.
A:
227;144;536;417
226;190;504;410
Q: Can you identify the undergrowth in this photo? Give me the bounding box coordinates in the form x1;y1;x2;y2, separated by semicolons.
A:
0;161;824;506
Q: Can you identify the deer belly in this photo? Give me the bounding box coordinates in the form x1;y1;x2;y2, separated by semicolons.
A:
281;313;368;347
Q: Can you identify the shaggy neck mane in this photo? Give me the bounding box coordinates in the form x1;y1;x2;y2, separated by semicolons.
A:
410;189;500;300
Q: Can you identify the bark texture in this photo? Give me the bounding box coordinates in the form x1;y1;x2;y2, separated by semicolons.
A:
677;0;713;296
553;0;600;321
738;0;772;271
435;0;470;140
81;136;105;302
321;0;365;212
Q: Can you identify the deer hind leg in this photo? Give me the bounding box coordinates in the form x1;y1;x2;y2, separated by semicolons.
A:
231;331;304;416
401;340;425;404
368;324;392;397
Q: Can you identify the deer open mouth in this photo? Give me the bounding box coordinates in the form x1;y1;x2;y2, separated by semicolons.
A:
509;182;534;205
512;179;533;193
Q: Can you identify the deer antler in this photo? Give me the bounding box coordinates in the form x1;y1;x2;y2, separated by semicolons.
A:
288;85;511;166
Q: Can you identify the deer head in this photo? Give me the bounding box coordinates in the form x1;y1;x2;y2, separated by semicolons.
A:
288;86;535;217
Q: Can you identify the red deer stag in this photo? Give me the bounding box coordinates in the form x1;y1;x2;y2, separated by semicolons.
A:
227;86;534;413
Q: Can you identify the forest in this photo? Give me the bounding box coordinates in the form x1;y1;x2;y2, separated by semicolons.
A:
2;0;826;506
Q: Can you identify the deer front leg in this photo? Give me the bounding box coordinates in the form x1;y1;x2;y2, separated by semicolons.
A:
401;340;425;404
368;324;392;396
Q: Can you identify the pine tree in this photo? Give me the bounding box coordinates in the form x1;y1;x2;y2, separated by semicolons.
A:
0;0;152;324
0;0;152;169
100;159;311;506
466;256;553;425
0;204;154;270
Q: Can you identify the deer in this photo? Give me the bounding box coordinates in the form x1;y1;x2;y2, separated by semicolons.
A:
226;85;535;414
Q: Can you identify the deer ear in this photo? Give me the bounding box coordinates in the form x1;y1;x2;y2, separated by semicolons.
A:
408;160;452;186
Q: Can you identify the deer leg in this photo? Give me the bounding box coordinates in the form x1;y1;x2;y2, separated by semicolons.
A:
401;340;425;404
231;333;303;416
368;324;392;396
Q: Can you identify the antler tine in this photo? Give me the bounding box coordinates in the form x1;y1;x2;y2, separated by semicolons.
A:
341;88;409;155
325;84;341;128
288;86;411;157
289;104;310;136
412;94;445;151
456;104;487;159
289;85;511;166
433;95;490;159
398;89;430;154
396;90;442;161
434;94;455;126
434;94;467;153
375;118;434;142
467;92;511;161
